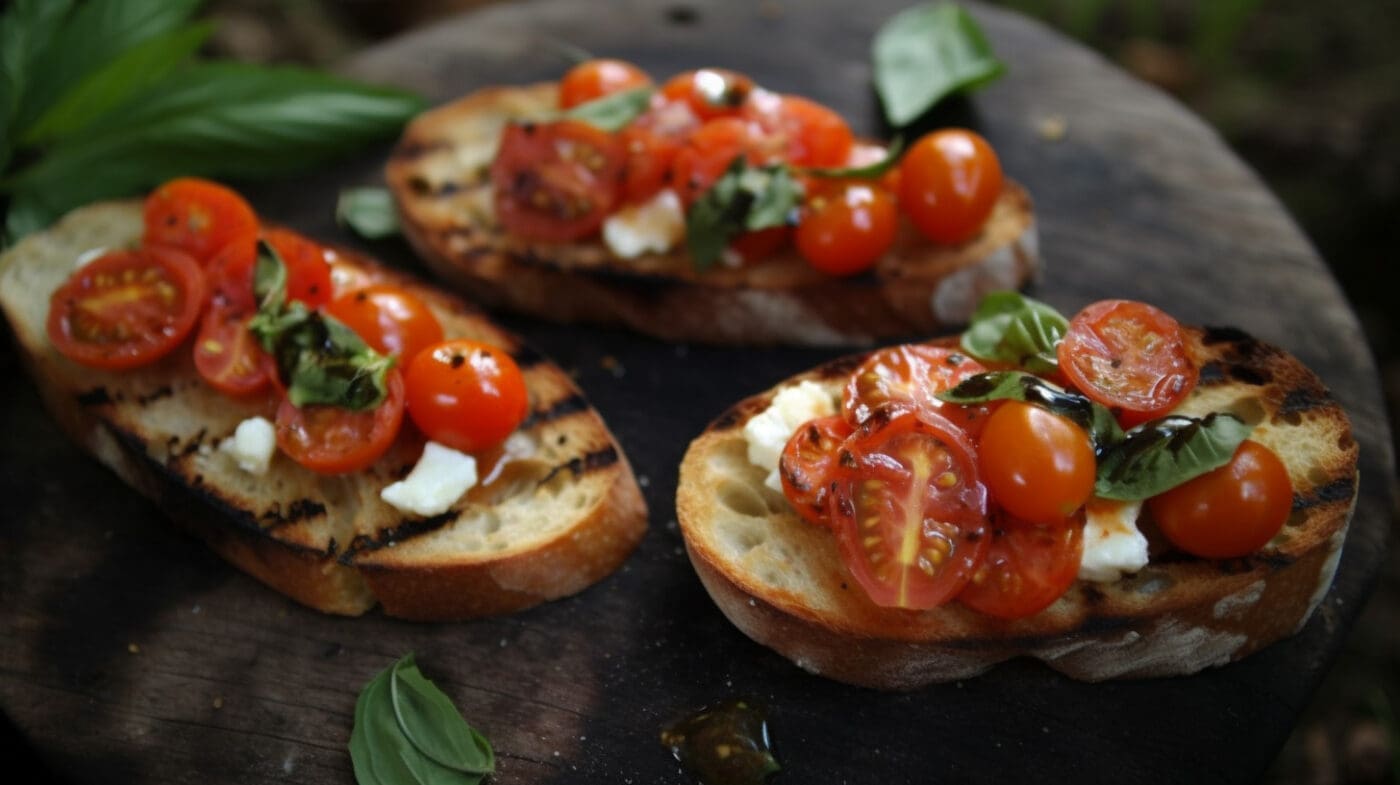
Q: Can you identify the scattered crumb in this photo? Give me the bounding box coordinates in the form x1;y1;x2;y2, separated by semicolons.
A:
127;643;140;654
213;697;224;709
638;474;650;487
1036;115;1068;142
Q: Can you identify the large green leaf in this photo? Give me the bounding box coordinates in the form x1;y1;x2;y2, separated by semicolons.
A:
0;0;75;168
1095;414;1253;500
872;2;1005;127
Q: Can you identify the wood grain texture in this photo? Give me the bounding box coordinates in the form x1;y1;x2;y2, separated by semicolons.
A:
1;1;1393;783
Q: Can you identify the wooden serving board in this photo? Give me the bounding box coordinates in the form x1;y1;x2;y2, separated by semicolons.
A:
2;1;1393;783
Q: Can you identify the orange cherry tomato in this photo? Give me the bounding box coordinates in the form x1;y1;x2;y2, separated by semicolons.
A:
193;305;272;397
142;177;258;266
325;285;444;364
275;368;405;474
558;58;652;109
669;116;770;205
405;339;529;454
828;409;989;609
842;344;988;428
778;414;854;527
47;247;206;370
957;513;1084;619
743;90;854;168
1147;440;1293;559
1058;299;1198;427
491;120;625;241
794;181;898;276
898;129;1003;245
660;68;755;121
261;228;334;309
976;400;1096;527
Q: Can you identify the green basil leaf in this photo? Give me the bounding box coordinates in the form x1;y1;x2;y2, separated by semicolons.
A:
742;165;803;231
562;86;653;131
390;656;495;775
804;137;906;180
1095;413;1253;501
252;239;289;310
685;157;803;270
0;0;75;168
960;290;1068;374
938;370;1125;451
872;2;1006;127
337;187;401;240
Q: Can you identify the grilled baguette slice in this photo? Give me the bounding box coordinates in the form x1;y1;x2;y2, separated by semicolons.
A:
386;83;1040;346
0;201;647;620
676;331;1358;688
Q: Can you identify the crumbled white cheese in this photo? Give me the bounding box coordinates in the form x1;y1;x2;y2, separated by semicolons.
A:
219;417;276;476
380;442;479;517
1078;498;1149;582
602;189;684;259
743;380;837;492
74;247;110;269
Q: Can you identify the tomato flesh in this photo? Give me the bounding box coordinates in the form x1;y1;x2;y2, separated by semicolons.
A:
193;306;272;397
842;344;988;427
957;513;1084;619
405;339;529;454
743;91;853;168
559;58;651;109
47;247;206;370
325;284;444;364
898;129;1003;245
1147;440;1293;559
977;400;1096;526
1058;299;1198;427
778;415;854;527
829;410;989;609
795;181;898;276
276;368;405;474
491;120;625;241
669;116;770;205
143;177;258;266
261;228;335;309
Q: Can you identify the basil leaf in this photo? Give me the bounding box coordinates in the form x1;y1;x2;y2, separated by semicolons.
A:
804;137;906;180
872;2;1006;127
960;290;1068;374
252;239;288;310
390;655;495;775
562;86;653;131
685;157;803;270
938;370;1125;451
337;187;401;240
0;0;74;169
1095;413;1253;501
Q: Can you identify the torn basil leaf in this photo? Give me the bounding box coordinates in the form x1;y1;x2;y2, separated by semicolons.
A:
686;157;803;270
872;2;1006;127
337;186;400;240
938;370;1124;452
562;85;653;131
960;290;1068;374
1094;414;1253;501
804;136;906;180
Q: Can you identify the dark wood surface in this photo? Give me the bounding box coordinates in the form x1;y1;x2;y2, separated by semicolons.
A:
2;1;1394;783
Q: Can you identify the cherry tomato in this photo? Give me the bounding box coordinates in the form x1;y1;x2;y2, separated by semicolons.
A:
262;228;334;309
558;58;652;109
957;513;1084;619
491;120;625;241
275;368;405;474
206;240;258;314
405;339;529;454
660;68;754;121
743;90;854;168
668;117;769;204
143;177;259;266
325;285;444;364
898;129;1003;245
794;181;898;276
47;247;206;371
828;409;989;609
977;400;1096;526
1147;440;1293;559
1058;299;1198;427
193;306;272;397
727;226;790;265
778;415;854;527
842;344;988;427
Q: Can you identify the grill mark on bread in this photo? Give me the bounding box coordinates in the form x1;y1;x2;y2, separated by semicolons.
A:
136;385;173;406
1294;476;1357;511
77;387;114;406
342;510;461;560
539;446;619;485
1278;385;1333;417
509;343;546;369
260;498;329;530
519;393;588;430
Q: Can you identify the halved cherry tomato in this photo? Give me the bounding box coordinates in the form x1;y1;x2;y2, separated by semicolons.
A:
669;116;770;205
1058;299;1198;427
660;68;754;121
842;344;988;427
262;228;334;309
1147;440;1293;559
794;181;898;276
778;415;854;527
193;306;272;397
275;368;405;474
142;177;258;266
976;400;1096;526
898;129;1003;245
743;91;853;168
47;247;206;370
206;240;258;314
957;513;1084;619
559;58;652;109
491;120;626;241
404;339;529;454
727;226;790;265
828;409;989;609
325;285;444;364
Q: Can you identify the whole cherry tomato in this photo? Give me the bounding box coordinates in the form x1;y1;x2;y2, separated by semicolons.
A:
404;339;530;454
558;58;652;109
794;181;898;276
1147;440;1293;559
898;129;1003;245
142;177;258;267
325;284;444;364
660;68;755;121
976;400;1096;527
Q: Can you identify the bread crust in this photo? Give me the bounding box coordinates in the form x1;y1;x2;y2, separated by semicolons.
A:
386;83;1040;346
675;331;1358;688
0;201;648;620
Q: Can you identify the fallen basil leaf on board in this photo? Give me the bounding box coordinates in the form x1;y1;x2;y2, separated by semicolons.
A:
338;187;402;239
350;654;495;785
872;2;1006;127
1095;413;1253;501
960;290;1068;375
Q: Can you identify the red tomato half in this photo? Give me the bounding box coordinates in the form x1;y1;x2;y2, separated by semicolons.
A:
898;129;1003;245
276;368;405;474
669;117;770;205
47;247;206;370
193;306;272;397
325;285;444;364
842;344;988;427
1058;299;1198;427
1147;440;1293;559
404;339;530;454
262;228;334;309
491;120;625;241
957;513;1084;619
743;90;854;168
828;410;989;610
142;177;258;266
778;414;854;527
559;58;651;109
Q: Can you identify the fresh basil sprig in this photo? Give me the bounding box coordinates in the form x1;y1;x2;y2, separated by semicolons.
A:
686;156;804;270
562;85;654;131
872;2;1006;127
938;370;1125;452
247;240;393;410
960;291;1068;374
1094;414;1253;501
337;187;401;240
350;654;495;785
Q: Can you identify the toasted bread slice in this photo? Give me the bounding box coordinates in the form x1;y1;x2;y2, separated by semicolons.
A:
676;330;1358;688
0;201;647;620
385;83;1039;346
